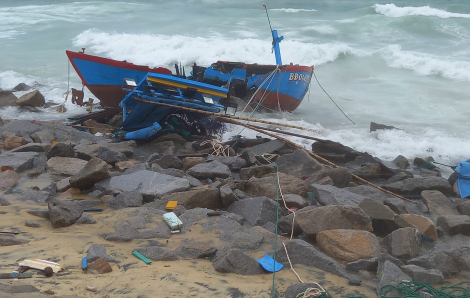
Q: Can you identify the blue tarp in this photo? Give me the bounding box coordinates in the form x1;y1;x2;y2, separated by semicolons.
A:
455;159;470;199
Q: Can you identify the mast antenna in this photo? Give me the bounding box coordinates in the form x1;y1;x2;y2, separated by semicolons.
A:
263;4;274;40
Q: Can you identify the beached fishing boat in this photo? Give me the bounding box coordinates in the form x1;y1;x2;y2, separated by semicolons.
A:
66;8;313;113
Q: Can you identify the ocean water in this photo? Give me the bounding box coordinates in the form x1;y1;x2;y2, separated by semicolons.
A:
1;0;470;173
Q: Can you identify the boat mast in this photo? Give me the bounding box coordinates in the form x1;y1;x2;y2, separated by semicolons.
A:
263;3;284;65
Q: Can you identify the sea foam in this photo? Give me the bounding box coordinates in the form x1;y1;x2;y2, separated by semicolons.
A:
73;29;353;67
374;3;470;19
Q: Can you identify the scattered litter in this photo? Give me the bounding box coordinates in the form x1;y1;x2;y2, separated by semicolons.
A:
207;212;222;217
165;201;178;210
43;267;53;277
0;231;20;235
205;159;213;162
0;272;32;279
207;178;213;184
349;280;361;286
18;259;64;273
0;166;14;172
163;212;183;232
257;254;284;273
86;286;98;292
83;208;103;212
421;235;434;243
82;257;88;270
132;250;152;265
4;188;23;194
164;265;170;267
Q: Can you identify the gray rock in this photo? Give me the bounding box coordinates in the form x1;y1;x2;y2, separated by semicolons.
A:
26;209;50;218
108;191;143;209
278;206;317;236
32;155;47;172
345;258;378;272
96;170;189;202
16;90;45;107
282;194;308;209
17;191;51;204
0;234;29;246
303;167;352;188
401;265;444;285
151;165;201;187
46;142;75;159
244;173;308;199
227;196;286;227
383;177;455;196
311;140;361;164
392;155;410;170
421;190;458;220
97;146;127;165
437;215;470;236
277;149;323;178
0;90;18;107
371;122;399;132
152;154;183;169
76;142;133;161
0;197;10;206
296;205;373;238
12;83;31;91
247;139;291;156
48;199;84;228
136;246;178;261
275;239;349;278
186;160;231;179
123;163;149;175
73;199;101;209
76;212;97;224
10;143;50;153
86;244;120;263
152;140;176;155
212;248;264;275
457;200;470;216
240;149;257;166
220;184;239;208
230;231;264;251
158;188;221;210
88;190;103;198
0;152;39;172
174;241;217;259
239;164;276;180
378;261;411;296
310;184;366;206
208;155;246;171
377;253;404;274
345;155;382;180
69;157;110;189
46;157;87;176
386;172;409;184
407;251;457;278
358;198;401;235
30;130;54;144
25;220;41;228
383;227;420;259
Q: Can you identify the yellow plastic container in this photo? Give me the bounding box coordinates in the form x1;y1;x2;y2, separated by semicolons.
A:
165;201;178;210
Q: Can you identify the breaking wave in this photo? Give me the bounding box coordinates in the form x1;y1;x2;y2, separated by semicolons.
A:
374;3;470;19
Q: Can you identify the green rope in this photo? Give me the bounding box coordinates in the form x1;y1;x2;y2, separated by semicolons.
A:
270;161;280;298
379;281;470;298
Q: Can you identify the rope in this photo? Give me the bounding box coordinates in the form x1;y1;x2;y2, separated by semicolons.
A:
58;58;71;113
379;281;470;298
313;68;355;125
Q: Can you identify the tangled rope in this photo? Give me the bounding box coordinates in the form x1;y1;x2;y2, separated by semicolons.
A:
200;139;231;156
379;281;470;298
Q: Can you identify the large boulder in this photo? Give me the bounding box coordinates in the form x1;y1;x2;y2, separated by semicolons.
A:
0;234;29;246
46;142;74;159
174;241;217;259
377;261;411;297
69;157;109;189
436;215;470;236
311;140;361;164
457;200;470;216
212;248;264;275
407;247;470;277
97;146;127;165
86;244;120;263
284;284;329;298
399;214;438;240
135;246;178;261
95;170;189;202
244;172;308;199
246;139;292;156
239;164;276;180
46;157;87;176
0;152;39;172
220;184;239;208
207;155;246;171
4;136;26;150
108;191;143;209
345;155;382;180
75;142;133;161
11;143;50;153
296;205;373;238
31;130;54;144
358;198;402;235
401;265;444;285
275;239;349;278
16;90;45;107
227;196;286;227
304;167;352;188
0;170;21;190
383;227;420;259
0;90;17;107
421;190;458;220
276;149;323;178
151;165;201;187
316;229;381;262
186;160;231;179
383;177;454;196
158;188;221;210
152;154;183;170
182;157;205;171
310;184;366;206
48;199;83;228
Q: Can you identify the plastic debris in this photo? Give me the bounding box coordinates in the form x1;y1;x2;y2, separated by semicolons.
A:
165;201;178;210
82;257;88;270
18;259;64;273
132;250;152;265
163;212;183;232
0;272;33;279
257;254;283;272
86;286;98;292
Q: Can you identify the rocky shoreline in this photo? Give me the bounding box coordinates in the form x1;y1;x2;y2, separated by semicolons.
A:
0;112;468;297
